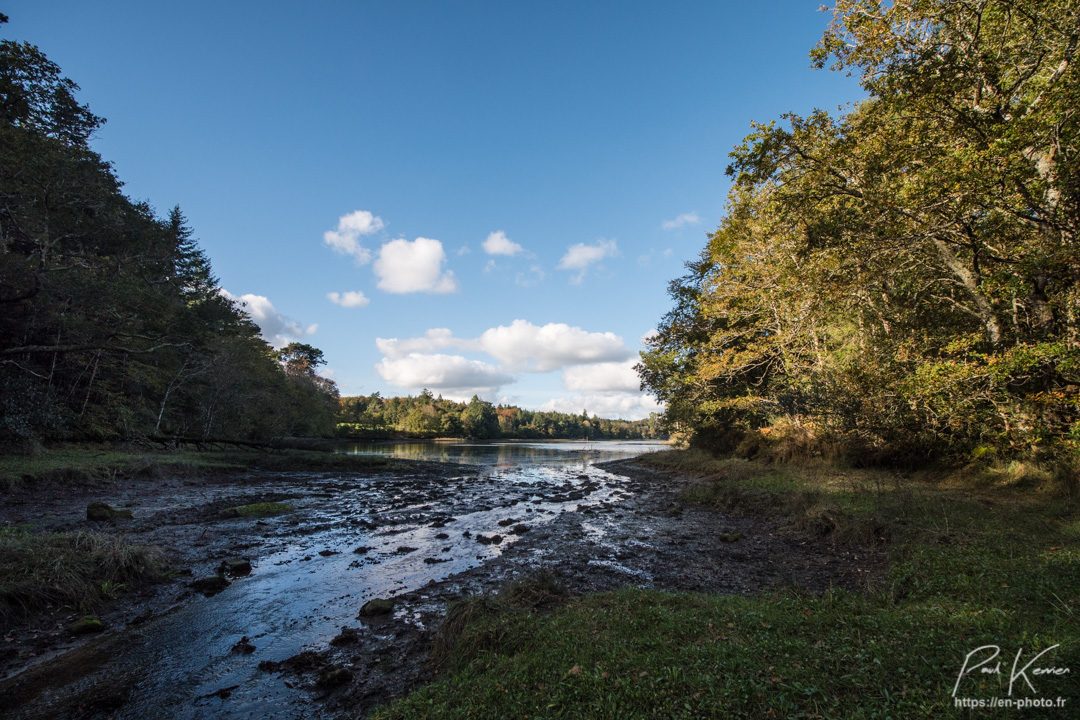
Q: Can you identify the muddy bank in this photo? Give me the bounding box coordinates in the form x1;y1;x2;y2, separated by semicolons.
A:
0;452;881;719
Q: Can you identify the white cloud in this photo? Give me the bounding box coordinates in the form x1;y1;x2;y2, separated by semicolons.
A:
374;237;459;294
515;265;545;287
375;352;513;400
376;320;632;373
640;328;659;344
662;212;700;230
482;230;524;256
323;210;385;264
327;290;370;308
557;239;618;284
539;392;663;421
479;320;631;372
562;359;642;393
376;328;475;359
220;290;317;349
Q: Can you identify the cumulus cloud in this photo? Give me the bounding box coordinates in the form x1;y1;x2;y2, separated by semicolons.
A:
482;230;524;256
539;392;663;421
376;321;632;374
323;210;385;263
561;359;642;393
326;290;370;308
375;352;513;400
220;290;317;348
374;237;459;294
479;320;631;372
558;239;618;283
376;328;475;359
662;212;700;230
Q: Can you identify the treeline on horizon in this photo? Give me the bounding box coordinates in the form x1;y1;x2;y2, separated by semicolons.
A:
0;15;341;451
338;391;664;440
640;0;1079;466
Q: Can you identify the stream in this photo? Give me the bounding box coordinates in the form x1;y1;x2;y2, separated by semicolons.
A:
6;440;670;719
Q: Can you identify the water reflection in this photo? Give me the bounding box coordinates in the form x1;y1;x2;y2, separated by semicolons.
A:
337;440;668;467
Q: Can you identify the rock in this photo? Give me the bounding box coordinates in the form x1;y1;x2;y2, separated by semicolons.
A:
318;549;340;557
190;575;230;596
86;502;133;521
218;558;251;576
70;615;105;634
221;502;292;518
497;518;517;527
423;557;451;564
396;546;417;554
462;530;471;537
317;667;353;689
329;627;360;646
434;532;450;540
357;598;395;617
352;546;373;554
232;636;256;654
512;525;529;535
477;534;503;545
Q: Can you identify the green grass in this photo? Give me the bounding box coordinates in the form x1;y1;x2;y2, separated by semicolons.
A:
374;450;1080;719
0;526;165;630
0;443;396;489
222;502;293;518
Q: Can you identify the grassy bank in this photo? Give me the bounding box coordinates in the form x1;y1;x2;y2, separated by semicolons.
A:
0;526;165;631
375;450;1080;719
0;443;399;490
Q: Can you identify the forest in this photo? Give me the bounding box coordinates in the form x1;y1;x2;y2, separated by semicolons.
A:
338;392;663;440
0;14;340;450
639;0;1079;466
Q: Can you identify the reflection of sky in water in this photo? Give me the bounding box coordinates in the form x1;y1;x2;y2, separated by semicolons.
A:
338;440;669;468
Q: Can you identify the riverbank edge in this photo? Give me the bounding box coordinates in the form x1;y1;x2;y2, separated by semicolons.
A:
371;450;1080;720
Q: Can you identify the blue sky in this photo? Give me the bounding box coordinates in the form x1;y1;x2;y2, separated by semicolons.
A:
6;1;862;419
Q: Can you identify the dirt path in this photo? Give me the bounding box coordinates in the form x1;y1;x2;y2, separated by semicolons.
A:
0;457;881;719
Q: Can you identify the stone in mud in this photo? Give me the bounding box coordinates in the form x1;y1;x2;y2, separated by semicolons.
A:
330;627;360;646
232;636;256;654
221;502;292;518
86;502;133;521
462;530;471;538
358;598;395;617
190;575;230;596
317;666;353;689
497;518;517;527
318;549;340;557
512;524;529;535
396;545;417;553
70;615;105;634
477;534;503;545
218;558;252;576
352;546;373;554
423;557;451;564
434;532;450;540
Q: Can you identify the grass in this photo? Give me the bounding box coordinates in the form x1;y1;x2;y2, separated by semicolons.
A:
222;502;293;518
0;443;397;490
374;450;1080;719
0;526;165;631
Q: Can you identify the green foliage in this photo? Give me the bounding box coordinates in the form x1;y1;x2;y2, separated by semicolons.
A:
0;28;339;447
337;393;665;440
640;0;1080;460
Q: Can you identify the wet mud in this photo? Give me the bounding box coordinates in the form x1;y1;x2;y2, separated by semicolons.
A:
0;445;880;718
